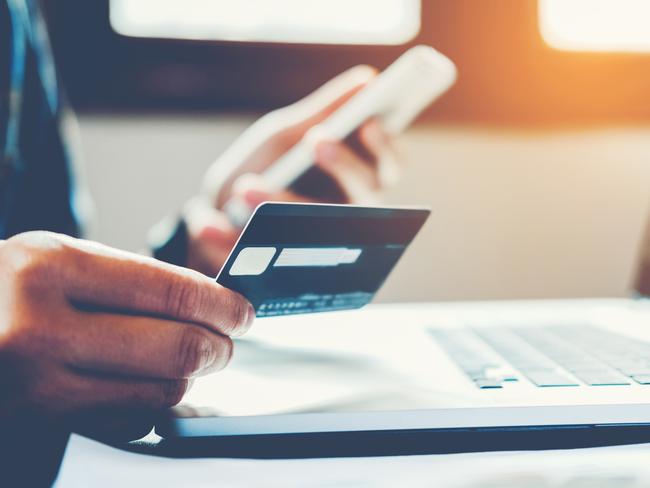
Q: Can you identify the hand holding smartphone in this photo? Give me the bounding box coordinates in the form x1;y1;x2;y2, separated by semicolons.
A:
224;45;457;227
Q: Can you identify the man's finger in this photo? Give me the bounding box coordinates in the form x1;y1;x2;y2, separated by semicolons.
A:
284;65;377;131
64;312;234;379
72;410;156;443
315;141;380;204
358;120;403;189
185;197;240;273
185;197;238;246
67;373;191;410
231;173;315;209
59;237;254;337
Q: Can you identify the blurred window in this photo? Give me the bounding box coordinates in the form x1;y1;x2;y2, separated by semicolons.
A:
110;0;420;45
540;0;650;52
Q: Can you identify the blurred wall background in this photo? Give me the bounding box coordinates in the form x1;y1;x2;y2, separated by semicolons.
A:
45;0;650;302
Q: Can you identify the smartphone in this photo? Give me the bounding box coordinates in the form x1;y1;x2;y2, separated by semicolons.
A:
225;45;456;227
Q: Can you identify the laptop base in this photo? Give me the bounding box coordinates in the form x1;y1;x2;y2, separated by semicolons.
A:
153;424;650;459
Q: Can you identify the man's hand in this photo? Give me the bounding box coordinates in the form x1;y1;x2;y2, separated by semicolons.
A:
185;65;403;276
0;232;253;438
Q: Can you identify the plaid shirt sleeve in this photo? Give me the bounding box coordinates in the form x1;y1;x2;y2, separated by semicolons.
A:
1;0;190;266
0;0;81;239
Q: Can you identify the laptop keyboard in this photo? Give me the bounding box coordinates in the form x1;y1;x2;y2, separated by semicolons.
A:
431;325;650;389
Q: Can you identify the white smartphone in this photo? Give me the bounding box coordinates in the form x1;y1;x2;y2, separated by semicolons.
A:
225;45;457;227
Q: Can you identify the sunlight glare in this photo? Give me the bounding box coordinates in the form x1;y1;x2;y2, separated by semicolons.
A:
110;0;420;45
540;0;650;52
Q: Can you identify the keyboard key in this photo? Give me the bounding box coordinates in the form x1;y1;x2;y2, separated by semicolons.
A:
569;367;615;375
522;371;579;387
430;330;509;389
619;367;650;377
500;375;519;382
632;375;650;385
573;372;631;386
432;324;650;390
475;379;503;389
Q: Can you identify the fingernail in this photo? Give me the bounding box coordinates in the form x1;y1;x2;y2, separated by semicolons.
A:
247;303;255;328
316;142;338;163
234;303;256;338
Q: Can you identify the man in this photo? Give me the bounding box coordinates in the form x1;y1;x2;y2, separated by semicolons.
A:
0;0;400;444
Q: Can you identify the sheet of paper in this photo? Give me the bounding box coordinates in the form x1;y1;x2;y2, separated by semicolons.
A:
55;434;650;488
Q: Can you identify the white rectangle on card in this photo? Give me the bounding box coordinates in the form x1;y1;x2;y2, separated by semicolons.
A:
273;247;362;267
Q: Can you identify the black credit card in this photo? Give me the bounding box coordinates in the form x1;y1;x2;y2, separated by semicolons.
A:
216;203;430;317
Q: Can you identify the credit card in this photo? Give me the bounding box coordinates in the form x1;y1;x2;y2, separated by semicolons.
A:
216;203;430;317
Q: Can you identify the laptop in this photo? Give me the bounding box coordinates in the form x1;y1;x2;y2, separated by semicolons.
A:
156;218;650;455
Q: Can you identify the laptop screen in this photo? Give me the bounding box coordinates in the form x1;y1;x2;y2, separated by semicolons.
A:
636;216;650;298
